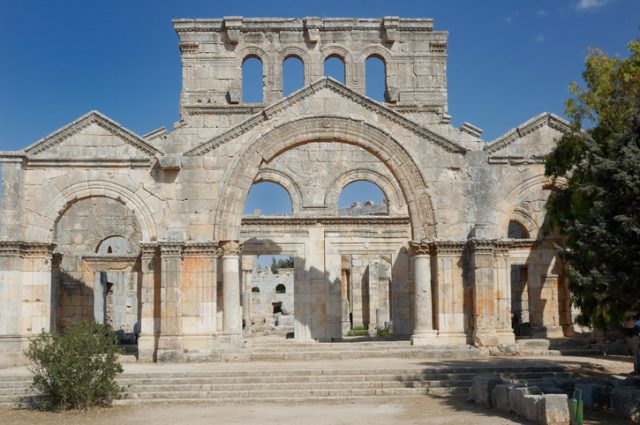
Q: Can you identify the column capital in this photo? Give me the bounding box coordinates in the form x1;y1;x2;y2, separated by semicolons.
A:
220;240;241;257
409;240;432;256
140;242;159;257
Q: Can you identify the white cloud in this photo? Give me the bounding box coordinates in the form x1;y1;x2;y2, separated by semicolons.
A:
576;0;611;10
535;34;546;43
537;9;548;16
504;11;520;24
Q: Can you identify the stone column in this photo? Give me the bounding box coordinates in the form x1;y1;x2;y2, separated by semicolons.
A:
532;241;564;338
138;243;158;361
157;242;183;362
470;239;499;347
410;241;436;345
494;241;515;345
220;241;242;335
431;241;467;345
21;243;55;335
241;254;254;336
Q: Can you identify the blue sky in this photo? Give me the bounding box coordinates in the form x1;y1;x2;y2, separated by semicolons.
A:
0;0;638;212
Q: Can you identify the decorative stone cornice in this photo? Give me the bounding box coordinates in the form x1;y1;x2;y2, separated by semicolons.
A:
23;111;163;157
159;242;184;257
220;240;241;257
241;216;411;227
173;17;435;35
430;240;466;255
0;242;56;257
24;158;152;169
184;78;467;156
484;113;572;156
183;242;221;257
469;239;496;254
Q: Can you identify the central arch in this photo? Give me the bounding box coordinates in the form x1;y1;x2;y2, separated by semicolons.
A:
213;115;436;241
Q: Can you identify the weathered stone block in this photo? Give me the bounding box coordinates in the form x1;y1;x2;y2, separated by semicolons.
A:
537;394;570;425
510;386;542;417
491;384;515;413
516;394;541;422
469;375;504;407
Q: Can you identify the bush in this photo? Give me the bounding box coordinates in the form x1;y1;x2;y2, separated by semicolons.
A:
25;321;125;410
346;325;369;336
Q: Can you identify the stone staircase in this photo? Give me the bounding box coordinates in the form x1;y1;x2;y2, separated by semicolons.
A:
0;364;578;407
238;338;483;361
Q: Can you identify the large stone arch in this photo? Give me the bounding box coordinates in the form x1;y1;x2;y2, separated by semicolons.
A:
213;115;436;241
253;168;303;214
324;168;405;214
33;180;157;243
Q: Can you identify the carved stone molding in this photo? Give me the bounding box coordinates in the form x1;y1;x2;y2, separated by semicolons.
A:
220;240;241;257
183;242;221;257
159;242;183;257
0;242;56;257
469;239;496;254
430;240;466;255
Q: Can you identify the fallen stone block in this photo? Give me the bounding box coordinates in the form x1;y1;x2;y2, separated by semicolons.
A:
491;384;512;413
611;386;640;423
537;394;570;425
469;375;504;407
523;394;543;423
510;386;542;417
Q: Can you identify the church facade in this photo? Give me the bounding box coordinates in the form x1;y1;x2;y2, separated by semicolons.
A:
0;17;573;364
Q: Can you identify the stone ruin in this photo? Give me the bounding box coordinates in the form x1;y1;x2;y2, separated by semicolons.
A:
0;16;576;363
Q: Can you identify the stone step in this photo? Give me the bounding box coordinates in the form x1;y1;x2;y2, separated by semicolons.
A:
123;387;451;400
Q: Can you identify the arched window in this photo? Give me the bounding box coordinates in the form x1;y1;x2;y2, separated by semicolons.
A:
251;287;260;293
338;181;388;216
365;55;386;102
508;220;530;239
242;56;263;103
96;236;132;255
282;56;304;96
244;182;293;216
275;284;286;294
324;56;345;83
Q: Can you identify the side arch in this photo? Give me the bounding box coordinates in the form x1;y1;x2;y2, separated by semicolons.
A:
325;168;405;214
496;174;565;240
212;115;436;241
37;180;157;243
278;47;312;85
321;44;354;85
253;168;303;214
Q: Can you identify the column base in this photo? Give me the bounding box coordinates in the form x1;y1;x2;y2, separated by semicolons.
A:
473;330;499;347
137;334;157;362
411;330;438;346
156;336;184;362
0;336;28;367
496;329;516;345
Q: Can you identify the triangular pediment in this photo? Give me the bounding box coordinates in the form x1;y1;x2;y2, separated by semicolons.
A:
24;111;163;158
185;78;467;156
484;113;571;160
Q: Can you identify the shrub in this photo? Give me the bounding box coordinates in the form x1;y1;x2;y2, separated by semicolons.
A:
346;325;369;336
25;321;124;410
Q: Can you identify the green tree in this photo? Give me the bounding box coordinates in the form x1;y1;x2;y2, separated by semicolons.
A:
545;37;640;329
25;321;124;410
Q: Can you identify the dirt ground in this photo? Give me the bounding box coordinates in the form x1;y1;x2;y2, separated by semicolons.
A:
0;395;630;425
